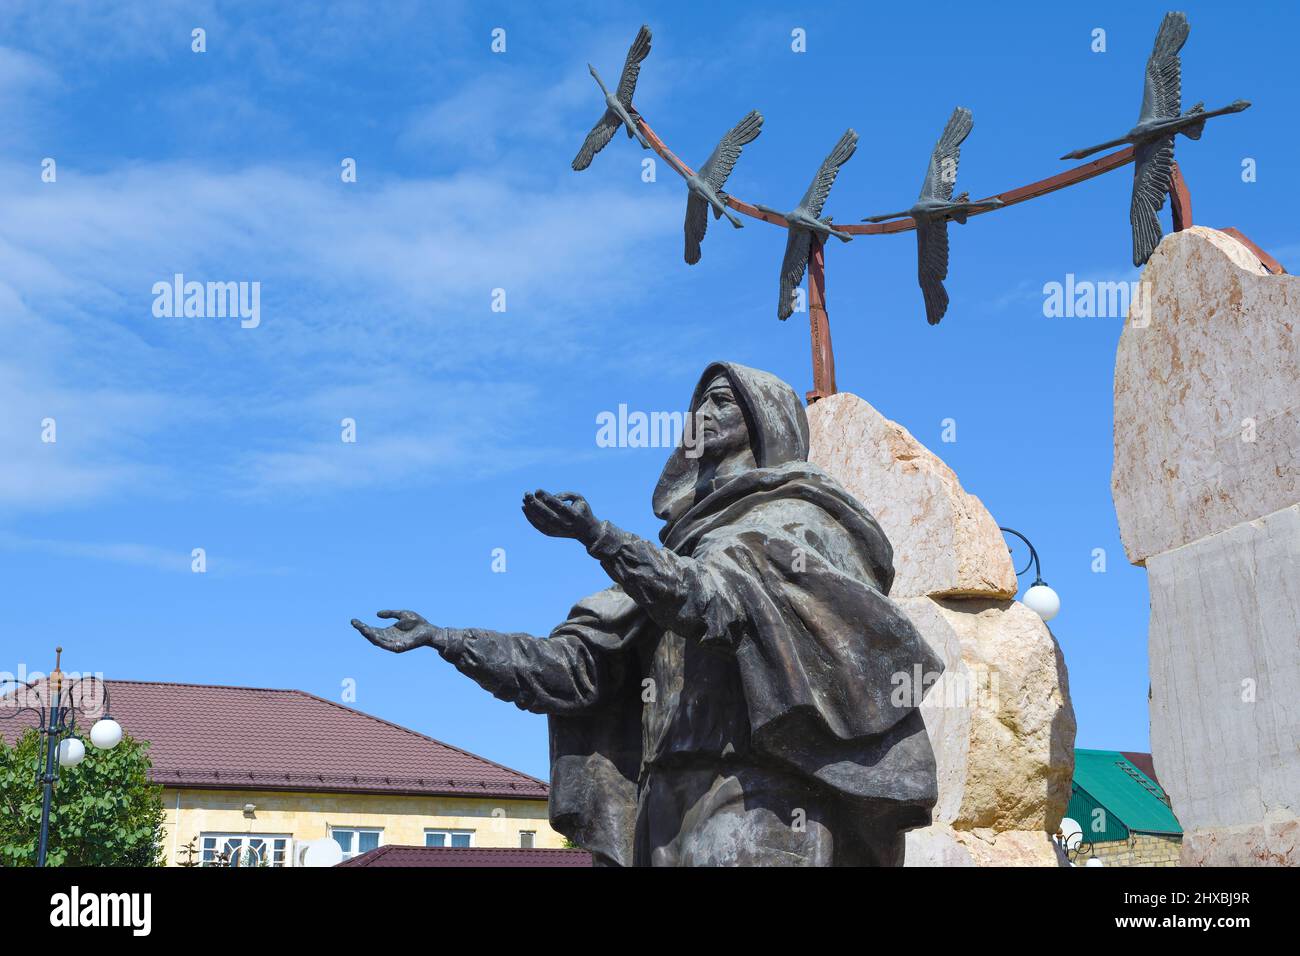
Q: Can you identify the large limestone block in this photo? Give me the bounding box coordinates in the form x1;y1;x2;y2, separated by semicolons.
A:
1113;226;1299;565
808;392;1017;598
1147;503;1300;861
899;596;1076;835
906;825;1066;867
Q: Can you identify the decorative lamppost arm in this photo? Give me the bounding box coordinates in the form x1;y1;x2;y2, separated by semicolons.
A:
999;526;1045;585
999;527;1061;623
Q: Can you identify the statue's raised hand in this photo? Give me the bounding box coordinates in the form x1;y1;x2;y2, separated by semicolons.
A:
351;610;445;653
522;490;601;544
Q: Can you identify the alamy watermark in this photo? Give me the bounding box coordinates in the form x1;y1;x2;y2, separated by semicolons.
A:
152;274;261;329
1042;274;1152;326
890;663;1001;712
1;665;109;713
50;886;151;936
596;405;702;458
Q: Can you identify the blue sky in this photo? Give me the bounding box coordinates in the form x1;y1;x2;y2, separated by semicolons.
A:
1;0;1294;779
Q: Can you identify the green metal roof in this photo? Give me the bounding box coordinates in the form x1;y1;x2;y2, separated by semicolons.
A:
1069;750;1183;840
1067;783;1128;842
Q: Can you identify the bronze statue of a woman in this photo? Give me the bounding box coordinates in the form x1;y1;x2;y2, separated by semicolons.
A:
353;362;940;866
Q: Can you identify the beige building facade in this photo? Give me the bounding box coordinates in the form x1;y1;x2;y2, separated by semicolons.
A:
163;787;563;866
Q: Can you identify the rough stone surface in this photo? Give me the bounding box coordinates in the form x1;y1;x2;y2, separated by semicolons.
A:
1147;504;1300;856
1113;226;1299;565
900;596;1076;837
806;395;1074;866
904;598;971;825
1114;230;1299;869
906;824;1066;867
808;392;1017;598
1180;818;1300;866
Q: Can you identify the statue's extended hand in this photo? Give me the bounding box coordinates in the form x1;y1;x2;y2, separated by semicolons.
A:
351;610;445;653
522;490;600;544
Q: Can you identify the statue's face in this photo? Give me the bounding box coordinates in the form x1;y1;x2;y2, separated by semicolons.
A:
694;374;751;462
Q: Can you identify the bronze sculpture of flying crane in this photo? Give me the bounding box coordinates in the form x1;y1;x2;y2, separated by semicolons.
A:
1060;11;1250;266
572;25;653;171
863;107;1003;325
667;110;765;264
750;130;858;322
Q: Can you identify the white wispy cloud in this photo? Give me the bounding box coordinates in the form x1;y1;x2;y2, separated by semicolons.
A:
0;11;684;515
0;530;276;575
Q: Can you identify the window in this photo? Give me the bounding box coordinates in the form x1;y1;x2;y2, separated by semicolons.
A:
519;831;536;849
331;827;382;861
200;833;290;867
425;829;473;848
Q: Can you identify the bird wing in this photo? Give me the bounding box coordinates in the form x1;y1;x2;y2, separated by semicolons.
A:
778;229;812;320
699;110;764;192
684;193;709;265
1130;136;1174;266
798;129;858;217
616;25;652;106
572;110;621;171
917;219;951;325
1139;11;1187;123
919;107;973;202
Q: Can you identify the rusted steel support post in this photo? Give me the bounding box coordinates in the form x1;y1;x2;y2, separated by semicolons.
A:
1170;162;1193;231
805;238;836;404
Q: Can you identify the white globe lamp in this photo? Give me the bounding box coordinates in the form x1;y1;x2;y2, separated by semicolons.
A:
1058;817;1083;852
90;717;123;750
1023;583;1061;622
57;737;86;768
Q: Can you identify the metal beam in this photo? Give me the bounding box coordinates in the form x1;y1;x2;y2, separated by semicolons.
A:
637;110;1137;234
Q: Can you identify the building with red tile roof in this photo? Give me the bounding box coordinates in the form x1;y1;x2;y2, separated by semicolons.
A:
2;679;560;866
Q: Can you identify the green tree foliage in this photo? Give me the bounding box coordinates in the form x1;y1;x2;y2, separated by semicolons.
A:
0;728;165;867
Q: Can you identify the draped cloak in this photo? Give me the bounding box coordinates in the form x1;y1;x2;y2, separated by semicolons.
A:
528;363;943;866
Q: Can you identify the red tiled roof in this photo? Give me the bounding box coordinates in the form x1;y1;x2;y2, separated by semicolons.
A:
1;680;548;800
337;845;592;868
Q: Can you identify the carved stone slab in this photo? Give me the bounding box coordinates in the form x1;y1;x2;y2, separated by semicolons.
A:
1112;226;1298;565
1147;504;1300;865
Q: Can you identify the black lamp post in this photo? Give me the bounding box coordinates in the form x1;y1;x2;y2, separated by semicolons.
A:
0;647;123;866
999;527;1061;622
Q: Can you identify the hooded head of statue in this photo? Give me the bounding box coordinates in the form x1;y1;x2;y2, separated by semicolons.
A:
651;361;895;592
654;362;808;519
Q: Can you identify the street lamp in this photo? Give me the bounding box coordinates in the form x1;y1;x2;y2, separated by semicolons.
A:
0;647;124;866
1054;817;1102;866
999;527;1060;622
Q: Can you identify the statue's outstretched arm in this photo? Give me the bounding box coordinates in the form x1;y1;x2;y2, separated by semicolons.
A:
519;489;744;644
351;611;606;715
584;522;743;643
440;626;607;714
